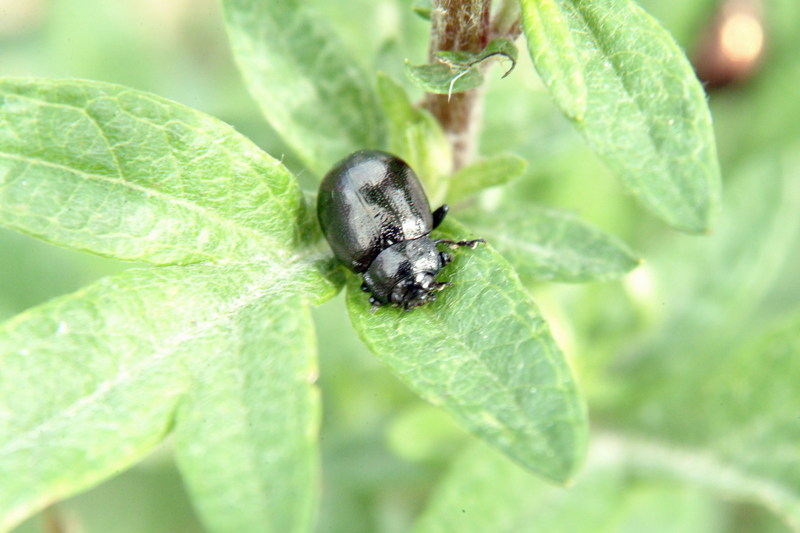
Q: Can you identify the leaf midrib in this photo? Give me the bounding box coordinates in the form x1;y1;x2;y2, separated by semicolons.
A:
0;151;286;263
0;264;318;458
383;264;581;471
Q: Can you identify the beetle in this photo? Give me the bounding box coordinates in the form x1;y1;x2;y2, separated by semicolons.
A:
317;150;484;311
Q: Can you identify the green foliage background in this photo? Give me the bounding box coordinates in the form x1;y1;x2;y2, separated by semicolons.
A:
1;0;799;532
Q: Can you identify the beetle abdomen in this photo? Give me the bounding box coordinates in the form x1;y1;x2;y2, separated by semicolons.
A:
317;150;433;272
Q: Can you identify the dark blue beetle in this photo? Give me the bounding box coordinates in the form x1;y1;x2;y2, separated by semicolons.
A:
317;150;483;310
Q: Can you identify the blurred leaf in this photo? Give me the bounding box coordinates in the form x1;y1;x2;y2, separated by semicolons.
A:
520;0;587;120
220;0;384;177
412;440;720;533
520;0;721;233
635;0;718;47
346;220;588;483
0;78;309;265
15;449;207;533
0;228;123;322
376;73;452;203
607;149;800;528
0;261;337;532
404;39;518;95
646;148;800;353
715;62;800;168
173;296;320;533
606;310;800;529
412;0;433;19
447;154;527;203
461;205;639;282
387;404;465;462
599;149;800;531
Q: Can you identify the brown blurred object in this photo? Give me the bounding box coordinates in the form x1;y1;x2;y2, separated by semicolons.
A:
42;506;81;533
0;0;45;36
694;0;765;89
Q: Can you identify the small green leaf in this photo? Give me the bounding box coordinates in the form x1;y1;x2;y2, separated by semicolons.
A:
0;78;308;265
346;220;588;482
435;39;518;79
405;39;518;96
461;204;639;282
376;73;451;203
412;0;433;19
520;0;721;233
173;296;320;533
520;0;587;120
447;154;527;203
221;0;384;176
404;60;486;96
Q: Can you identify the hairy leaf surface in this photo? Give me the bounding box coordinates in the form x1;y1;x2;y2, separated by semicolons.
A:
347;221;588;482
221;0;384;176
520;0;721;232
0;79;308;265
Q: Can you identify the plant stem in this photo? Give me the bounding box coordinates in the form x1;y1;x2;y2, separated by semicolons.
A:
424;0;491;172
490;0;523;40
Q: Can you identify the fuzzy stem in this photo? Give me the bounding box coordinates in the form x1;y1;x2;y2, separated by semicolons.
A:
424;0;491;171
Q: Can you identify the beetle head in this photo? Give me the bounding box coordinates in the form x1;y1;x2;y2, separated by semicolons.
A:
362;237;447;309
389;271;450;310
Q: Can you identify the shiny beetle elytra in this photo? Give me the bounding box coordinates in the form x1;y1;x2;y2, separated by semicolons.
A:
317;150;483;311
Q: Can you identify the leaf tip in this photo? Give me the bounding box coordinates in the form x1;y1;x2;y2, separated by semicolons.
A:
671;199;722;234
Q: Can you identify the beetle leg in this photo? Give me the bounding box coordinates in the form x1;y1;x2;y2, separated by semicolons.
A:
439;251;453;266
431;204;449;229
435;238;485;249
369;296;383;314
369;296;383;315
435;281;452;291
361;282;370;292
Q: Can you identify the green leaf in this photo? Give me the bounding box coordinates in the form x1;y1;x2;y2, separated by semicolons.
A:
412;0;433;19
434;39;518;76
376;73;452;204
404;60;486;96
346;220;588;482
520;0;587;120
404;39;518;96
413;441;719;533
461;204;639;282
520;0;721;233
0;268;199;531
447;154;527;203
0;78;308;265
220;0;384;176
0;261;336;531
173;295;320;533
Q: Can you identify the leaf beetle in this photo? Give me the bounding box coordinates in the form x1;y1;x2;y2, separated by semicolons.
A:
317;150;484;311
